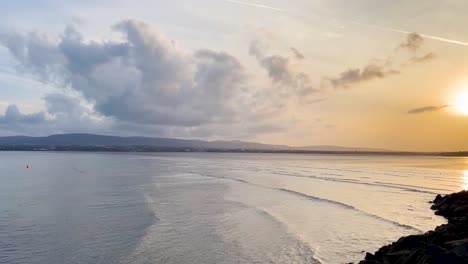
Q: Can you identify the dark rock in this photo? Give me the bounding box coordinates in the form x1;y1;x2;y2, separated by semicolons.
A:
359;261;381;264
364;252;376;261
453;204;468;215
356;190;468;264
445;238;468;246
450;243;468;257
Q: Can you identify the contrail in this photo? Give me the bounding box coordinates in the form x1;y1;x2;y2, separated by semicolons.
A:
224;0;284;12
351;21;468;46
222;0;468;47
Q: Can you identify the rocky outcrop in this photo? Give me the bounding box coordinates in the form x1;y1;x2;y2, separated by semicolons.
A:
358;190;468;264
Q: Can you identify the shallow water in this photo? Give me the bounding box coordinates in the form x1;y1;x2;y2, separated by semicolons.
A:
1;152;467;263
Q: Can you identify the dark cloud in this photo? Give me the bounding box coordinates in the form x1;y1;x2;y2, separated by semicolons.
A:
0;20;289;137
0;94;114;135
409;52;436;64
290;47;305;60
260;55;291;83
400;33;424;51
329;64;399;88
0;105;50;135
260;55;317;96
328;32;435;89
249;41;317;96
407;105;448;114
0;105;46;125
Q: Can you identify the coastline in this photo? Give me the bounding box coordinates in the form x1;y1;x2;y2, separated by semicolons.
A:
357;191;468;264
1;146;468;157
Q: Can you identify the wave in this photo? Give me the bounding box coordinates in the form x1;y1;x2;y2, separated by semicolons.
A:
269;171;440;195
196;172;422;232
206;163;444;194
222;161;459;188
230;204;323;264
298;166;460;186
277;188;356;210
277;189;421;232
372;181;451;193
129;173;321;264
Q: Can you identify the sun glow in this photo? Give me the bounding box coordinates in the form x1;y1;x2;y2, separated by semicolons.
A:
453;89;468;115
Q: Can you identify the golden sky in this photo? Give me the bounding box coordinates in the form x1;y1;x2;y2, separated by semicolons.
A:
0;0;468;151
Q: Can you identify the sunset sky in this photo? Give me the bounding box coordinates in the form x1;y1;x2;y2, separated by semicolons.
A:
1;0;468;151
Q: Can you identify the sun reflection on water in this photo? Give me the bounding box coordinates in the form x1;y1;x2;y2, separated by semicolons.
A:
462;170;468;190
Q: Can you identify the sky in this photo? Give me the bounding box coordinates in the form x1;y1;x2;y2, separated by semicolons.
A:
1;0;468;151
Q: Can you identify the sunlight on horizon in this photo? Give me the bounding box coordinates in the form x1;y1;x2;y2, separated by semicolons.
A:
452;88;468;116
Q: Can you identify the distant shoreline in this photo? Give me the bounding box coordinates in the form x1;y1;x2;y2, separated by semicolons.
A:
1;145;467;157
2;133;466;156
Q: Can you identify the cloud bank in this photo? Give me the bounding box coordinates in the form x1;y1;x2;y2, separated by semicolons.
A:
0;105;46;125
0;20;296;138
328;33;436;89
0;22;440;138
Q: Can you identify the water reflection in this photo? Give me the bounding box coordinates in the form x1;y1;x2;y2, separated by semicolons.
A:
462;170;468;190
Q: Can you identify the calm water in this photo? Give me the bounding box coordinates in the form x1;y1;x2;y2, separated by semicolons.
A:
1;152;467;264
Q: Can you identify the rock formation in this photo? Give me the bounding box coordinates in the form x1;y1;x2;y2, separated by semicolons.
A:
358;190;468;264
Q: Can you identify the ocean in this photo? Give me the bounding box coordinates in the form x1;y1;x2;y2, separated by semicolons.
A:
1;152;466;264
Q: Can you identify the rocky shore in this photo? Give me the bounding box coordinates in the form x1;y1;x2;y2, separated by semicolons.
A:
358;190;468;264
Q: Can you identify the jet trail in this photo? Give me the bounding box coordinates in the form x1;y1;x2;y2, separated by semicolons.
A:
351;21;468;46
222;0;468;47
224;0;284;12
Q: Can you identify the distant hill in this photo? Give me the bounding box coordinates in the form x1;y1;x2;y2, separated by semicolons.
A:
292;145;391;152
0;133;288;150
0;133;392;152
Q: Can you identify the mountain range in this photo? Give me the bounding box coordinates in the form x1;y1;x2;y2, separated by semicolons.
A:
0;133;390;152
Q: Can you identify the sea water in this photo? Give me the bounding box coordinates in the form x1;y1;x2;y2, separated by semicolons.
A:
1;152;466;264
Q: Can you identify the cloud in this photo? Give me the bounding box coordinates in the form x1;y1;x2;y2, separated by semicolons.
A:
399;33;424;51
249;39;317;96
407;105;448;114
45;93;87;118
0;20;289;137
290;47;305;60
329;63;399;88
350;22;468;47
328;33;435;89
0;105;46;125
0;93;114;135
260;56;291;83
0;31;64;82
0;105;50;135
409;52;436;64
